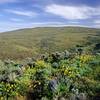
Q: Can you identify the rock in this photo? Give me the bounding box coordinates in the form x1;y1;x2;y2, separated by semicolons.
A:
48;79;58;92
52;62;59;68
78;93;87;100
70;94;76;100
69;93;87;100
64;50;70;59
77;48;83;55
93;93;100;100
51;52;61;62
94;43;100;50
58;97;66;100
41;54;48;62
26;57;36;68
41;97;49;100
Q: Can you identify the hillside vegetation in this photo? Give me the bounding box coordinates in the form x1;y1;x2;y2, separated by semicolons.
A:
0;27;100;100
0;50;100;100
0;27;100;59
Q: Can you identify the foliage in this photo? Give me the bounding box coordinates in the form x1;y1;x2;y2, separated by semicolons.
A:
0;51;100;100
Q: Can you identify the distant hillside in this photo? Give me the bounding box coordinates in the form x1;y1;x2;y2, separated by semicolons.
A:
0;26;100;59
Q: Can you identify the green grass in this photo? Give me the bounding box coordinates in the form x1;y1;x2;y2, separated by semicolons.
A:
0;26;100;59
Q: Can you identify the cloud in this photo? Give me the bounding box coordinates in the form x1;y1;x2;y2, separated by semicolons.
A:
5;9;37;17
0;0;18;4
67;21;79;24
92;24;100;28
10;18;23;22
45;4;100;20
30;22;65;25
94;20;100;24
0;21;65;32
0;20;100;32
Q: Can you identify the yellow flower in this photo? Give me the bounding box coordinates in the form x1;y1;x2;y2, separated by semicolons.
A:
15;92;19;96
11;85;14;87
38;82;41;85
79;54;93;63
0;97;4;100
6;89;9;92
34;84;37;88
36;60;47;68
64;69;69;75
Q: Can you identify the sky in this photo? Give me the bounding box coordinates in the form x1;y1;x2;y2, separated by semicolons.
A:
0;0;100;32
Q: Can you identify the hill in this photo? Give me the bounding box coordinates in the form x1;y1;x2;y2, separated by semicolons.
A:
0;26;100;59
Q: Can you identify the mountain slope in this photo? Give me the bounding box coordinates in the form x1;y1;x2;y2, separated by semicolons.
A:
0;27;100;59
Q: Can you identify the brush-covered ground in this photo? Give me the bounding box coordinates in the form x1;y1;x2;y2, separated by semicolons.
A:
0;49;100;100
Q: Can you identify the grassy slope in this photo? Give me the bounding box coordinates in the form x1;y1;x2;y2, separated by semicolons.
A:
0;26;100;59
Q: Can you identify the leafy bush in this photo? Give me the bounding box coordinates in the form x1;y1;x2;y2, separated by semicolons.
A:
0;51;100;100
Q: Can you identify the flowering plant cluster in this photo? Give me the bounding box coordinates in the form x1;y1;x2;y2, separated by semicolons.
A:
0;51;100;100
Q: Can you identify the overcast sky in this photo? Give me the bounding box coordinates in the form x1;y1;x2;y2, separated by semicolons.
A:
0;0;100;32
